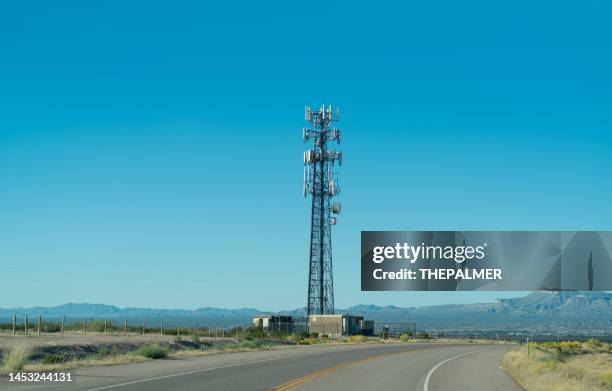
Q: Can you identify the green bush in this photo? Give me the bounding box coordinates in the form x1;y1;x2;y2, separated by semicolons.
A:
347;335;367;343
87;320;112;332
218;340;270;350
97;345;122;356
242;327;266;339
42;354;64;365
399;334;411;342
134;345;168;359
41;322;62;333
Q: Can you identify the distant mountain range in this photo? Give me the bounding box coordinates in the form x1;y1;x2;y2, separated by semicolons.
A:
1;291;610;331
0;303;261;319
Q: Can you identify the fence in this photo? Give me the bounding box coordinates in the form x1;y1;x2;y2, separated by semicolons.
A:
264;322;308;335
4;316;602;342
0;316;247;338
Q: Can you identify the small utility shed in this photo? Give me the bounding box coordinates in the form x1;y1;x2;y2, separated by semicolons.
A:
308;314;364;337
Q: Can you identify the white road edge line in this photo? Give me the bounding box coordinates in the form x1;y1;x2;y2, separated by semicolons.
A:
83;344;425;391
84;346;368;391
85;355;292;391
423;349;486;391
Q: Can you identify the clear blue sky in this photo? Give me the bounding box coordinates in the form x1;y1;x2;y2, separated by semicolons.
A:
1;1;610;310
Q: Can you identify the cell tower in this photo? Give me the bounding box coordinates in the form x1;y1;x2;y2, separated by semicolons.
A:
302;104;342;317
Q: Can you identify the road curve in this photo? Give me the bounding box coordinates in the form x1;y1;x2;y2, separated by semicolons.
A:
0;343;521;391
291;344;521;391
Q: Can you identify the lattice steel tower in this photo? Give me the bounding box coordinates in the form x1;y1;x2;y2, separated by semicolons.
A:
302;105;342;316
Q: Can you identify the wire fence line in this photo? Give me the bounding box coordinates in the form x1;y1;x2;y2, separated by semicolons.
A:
0;316;415;339
4;316;596;342
0;316;251;338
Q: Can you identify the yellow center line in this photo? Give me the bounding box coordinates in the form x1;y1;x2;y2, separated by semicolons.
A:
268;347;434;391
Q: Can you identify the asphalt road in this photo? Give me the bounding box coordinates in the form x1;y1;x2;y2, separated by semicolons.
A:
1;343;522;391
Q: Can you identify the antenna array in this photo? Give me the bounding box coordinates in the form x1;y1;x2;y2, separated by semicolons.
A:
302;105;342;316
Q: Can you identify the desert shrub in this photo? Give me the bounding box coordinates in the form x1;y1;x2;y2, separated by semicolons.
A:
298;339;310;345
601;371;612;388
555;341;583;355
347;335;367;343
239;340;264;349
560;341;582;350
583;339;602;348
134;345;167;359
218;340;267;350
41;322;62;333
285;334;296;343
399;334;411;342
534;358;558;373
540;341;560;350
97;345;122;357
242;327;266;339
2;343;31;370
84;320;111;332
42;354;64;365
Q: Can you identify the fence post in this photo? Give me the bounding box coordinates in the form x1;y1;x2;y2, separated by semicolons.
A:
124;319;128;333
12;314;16;335
38;315;41;335
160;320;163;336
527;337;530;358
177;321;180;337
104;319;107;334
84;319;87;335
24;315;27;334
61;316;65;336
143;319;146;336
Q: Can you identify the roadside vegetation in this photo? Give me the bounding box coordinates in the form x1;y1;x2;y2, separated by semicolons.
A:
502;339;612;391
1;343;31;370
0;324;500;373
133;345;168;359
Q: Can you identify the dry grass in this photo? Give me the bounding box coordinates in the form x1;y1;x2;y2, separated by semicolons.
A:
1;342;32;370
384;337;512;345
172;341;294;358
345;335;368;343
0;332;235;351
502;340;612;391
24;354;148;371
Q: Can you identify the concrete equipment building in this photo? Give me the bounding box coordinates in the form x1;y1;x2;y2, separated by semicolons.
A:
307;314;370;337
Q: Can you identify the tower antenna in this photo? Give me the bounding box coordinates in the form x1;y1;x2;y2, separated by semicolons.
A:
302;104;343;316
